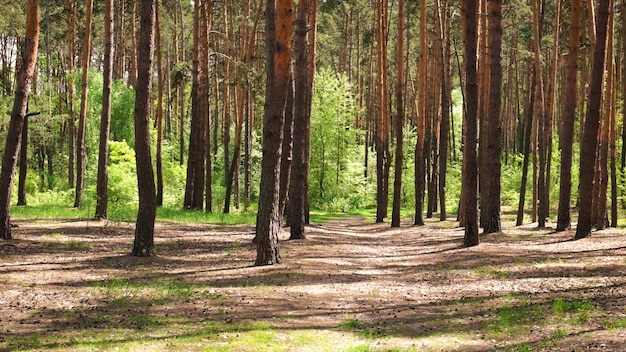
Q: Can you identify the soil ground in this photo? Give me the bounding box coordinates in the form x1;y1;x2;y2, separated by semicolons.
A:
1;216;626;351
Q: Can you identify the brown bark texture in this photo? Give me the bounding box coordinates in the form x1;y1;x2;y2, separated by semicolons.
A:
289;0;314;240
132;0;157;257
575;0;611;239
73;0;94;208
0;0;40;239
95;0;114;219
556;0;582;231
255;0;293;265
391;0;405;228
481;0;503;234
461;0;479;246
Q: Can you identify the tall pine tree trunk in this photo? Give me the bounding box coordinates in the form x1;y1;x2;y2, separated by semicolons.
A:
73;0;94;208
65;0;76;188
0;0;40;239
556;0;581;231
414;0;428;226
289;0;314;240
481;0;503;233
375;0;390;223
576;0;611;239
461;0;479;246
391;0;405;228
132;0;157;257
255;0;293;265
95;0;114;219
155;0;164;207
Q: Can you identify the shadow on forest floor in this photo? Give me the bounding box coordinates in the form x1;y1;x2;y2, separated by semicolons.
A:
1;216;626;351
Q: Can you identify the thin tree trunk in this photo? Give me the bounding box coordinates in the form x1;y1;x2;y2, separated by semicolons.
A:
66;0;76;188
391;0;405;228
594;1;614;230
278;73;294;220
0;0;40;239
155;0;164;207
516;67;536;226
113;0;125;81
73;0;93;208
128;1;138;87
375;0;390;223
414;0;428;226
132;0;157;257
304;0;318;224
531;0;550;228
438;0;451;222
95;0;114;219
17;114;28;206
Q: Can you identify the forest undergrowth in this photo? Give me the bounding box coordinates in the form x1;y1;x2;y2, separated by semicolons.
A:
1;215;626;352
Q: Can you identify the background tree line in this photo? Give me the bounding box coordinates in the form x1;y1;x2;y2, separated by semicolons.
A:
0;0;624;260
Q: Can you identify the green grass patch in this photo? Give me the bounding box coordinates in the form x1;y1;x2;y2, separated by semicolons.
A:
94;277;208;303
340;319;364;330
545;327;568;345
604;316;626;330
552;298;594;324
157;206;256;224
472;265;508;279
487;303;545;336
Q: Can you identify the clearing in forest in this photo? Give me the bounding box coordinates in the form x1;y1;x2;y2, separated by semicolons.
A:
1;216;626;351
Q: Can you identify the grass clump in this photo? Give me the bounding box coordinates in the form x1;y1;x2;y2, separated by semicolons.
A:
552;298;594;324
472;265;508;279
487;303;545;336
340;319;364;330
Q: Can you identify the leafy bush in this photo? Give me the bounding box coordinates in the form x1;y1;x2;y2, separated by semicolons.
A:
309;69;367;212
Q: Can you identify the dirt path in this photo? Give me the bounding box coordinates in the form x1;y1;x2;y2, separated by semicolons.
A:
1;217;626;351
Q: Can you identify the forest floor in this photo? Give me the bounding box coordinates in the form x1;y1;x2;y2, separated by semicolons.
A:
1;215;626;351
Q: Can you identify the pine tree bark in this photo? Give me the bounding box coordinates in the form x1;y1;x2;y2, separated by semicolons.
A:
289;0;314;240
73;0;94;208
594;3;614;230
481;0;503;234
132;0;157;257
201;0;213;212
95;0;114;219
183;0;207;210
255;0;293;265
17;114;29;206
391;0;405;228
65;0;76;188
414;0;428;226
128;1;138;87
437;0;451;222
575;0;611;240
375;0;390;223
556;0;582;231
461;0;479;246
155;0;164;207
0;0;40;239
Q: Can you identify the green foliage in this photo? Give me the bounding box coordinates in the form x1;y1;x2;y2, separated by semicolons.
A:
488;303;545;336
110;80;136;145
551;298;594;324
309;69;367;212
80;140;137;216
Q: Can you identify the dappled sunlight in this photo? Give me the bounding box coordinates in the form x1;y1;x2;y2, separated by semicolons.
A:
2;216;626;351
